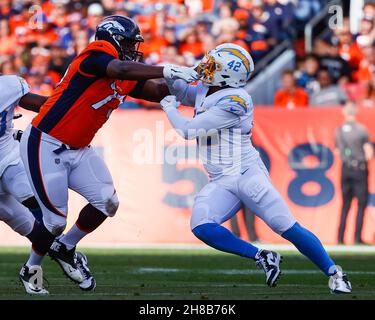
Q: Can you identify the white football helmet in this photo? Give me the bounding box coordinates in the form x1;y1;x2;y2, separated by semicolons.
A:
196;43;254;88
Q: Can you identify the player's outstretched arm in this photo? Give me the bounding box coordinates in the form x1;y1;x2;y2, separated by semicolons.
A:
19;93;48;113
106;60;199;83
160;95;240;140
129;78;198;105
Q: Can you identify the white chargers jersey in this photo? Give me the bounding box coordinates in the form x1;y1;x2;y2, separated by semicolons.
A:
166;80;259;180
0;75;30;176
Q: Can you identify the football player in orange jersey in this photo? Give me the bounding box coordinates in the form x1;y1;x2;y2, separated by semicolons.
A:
19;15;199;295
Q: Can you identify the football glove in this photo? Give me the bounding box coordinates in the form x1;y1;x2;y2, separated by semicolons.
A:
13;129;23;142
160;95;181;112
163;65;199;83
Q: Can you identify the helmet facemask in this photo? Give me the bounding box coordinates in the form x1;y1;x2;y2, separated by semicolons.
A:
196;54;222;86
116;35;144;62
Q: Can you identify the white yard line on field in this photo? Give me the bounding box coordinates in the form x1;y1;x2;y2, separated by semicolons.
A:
75;243;375;253
132;268;375;275
2;243;375;252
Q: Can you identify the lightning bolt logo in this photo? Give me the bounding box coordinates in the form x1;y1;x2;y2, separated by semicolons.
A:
218;48;252;76
219;95;248;112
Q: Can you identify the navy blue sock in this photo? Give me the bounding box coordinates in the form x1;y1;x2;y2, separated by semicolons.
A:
22;197;43;223
282;222;337;276
29;207;43;223
192;223;259;259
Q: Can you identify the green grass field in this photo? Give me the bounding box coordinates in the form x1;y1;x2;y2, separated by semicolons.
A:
0;247;374;300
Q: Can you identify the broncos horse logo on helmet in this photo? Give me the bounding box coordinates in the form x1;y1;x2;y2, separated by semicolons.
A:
95;15;144;61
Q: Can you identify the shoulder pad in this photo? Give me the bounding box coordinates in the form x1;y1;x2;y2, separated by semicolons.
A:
216;93;251;116
0;75;30;112
77;40;119;59
17;76;30;96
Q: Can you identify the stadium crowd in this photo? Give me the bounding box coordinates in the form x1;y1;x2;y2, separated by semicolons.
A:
275;2;375;108
0;0;373;107
0;0;325;99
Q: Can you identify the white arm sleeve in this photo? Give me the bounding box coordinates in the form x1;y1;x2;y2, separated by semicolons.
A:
165;106;240;140
166;79;197;107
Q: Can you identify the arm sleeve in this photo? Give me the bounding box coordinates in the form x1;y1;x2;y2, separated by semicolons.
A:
166;79;197;107
165;106;241;140
79;52;116;77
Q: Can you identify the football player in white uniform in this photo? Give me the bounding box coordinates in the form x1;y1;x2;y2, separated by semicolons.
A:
160;43;352;294
0;74;48;294
0;74;94;294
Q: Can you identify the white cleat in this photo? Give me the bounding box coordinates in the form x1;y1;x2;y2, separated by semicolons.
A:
255;249;283;287
329;271;352;294
19;264;49;295
76;252;96;291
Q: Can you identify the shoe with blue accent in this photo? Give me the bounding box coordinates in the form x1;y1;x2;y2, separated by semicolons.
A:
76;252;96;291
255;249;283;287
329;271;352;294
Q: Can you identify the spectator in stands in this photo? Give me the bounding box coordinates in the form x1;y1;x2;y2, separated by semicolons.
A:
354;37;375;83
48;43;71;83
59;12;85;55
159;45;185;65
87;3;104;39
247;0;279;62
0;0;367;102
179;27;204;58
356;14;375;47
335;22;364;72
0;59;17;75
363;2;375;16
26;70;53;96
164;24;180;47
274;70;309;109
0;18;16;55
263;0;294;40
211;2;239;41
310;68;348;106
295;54;320;94
201;34;216;54
101;0;117;15
233;8;250;50
320;38;352;85
293;0;322;36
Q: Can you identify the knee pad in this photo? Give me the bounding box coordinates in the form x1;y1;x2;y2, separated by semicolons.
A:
2;164;34;202
93;188;119;217
0;208;34;236
268;215;296;235
190;201;222;230
11;217;34;236
42;214;67;236
105;191;119;217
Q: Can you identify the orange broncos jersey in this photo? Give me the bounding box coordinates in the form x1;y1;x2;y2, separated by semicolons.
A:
32;41;137;148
